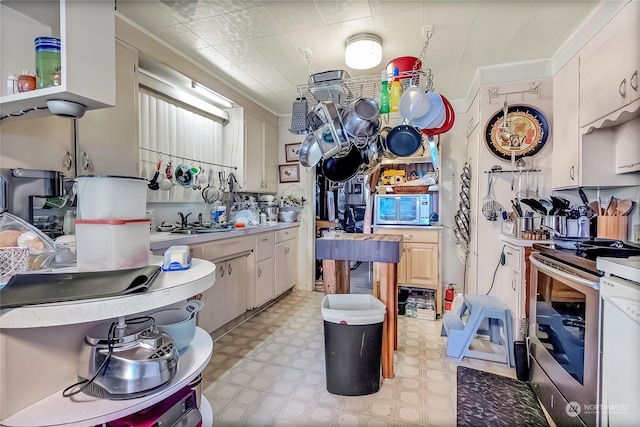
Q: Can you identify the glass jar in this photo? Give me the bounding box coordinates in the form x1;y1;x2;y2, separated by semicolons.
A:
35;37;61;88
17;72;36;92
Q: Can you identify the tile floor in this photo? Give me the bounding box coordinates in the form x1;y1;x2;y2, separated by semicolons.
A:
201;289;517;426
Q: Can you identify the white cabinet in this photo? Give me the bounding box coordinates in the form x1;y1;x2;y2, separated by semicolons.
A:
275;228;298;297
198;262;226;334
74;40;139;177
579;0;640;129
243;111;278;192
255;232;275;307
552;56;580;189
466;91;480;137
0;0;115;118
495;243;522;340
198;255;247;334
373;227;442;315
0;39;137;177
225;256;248;322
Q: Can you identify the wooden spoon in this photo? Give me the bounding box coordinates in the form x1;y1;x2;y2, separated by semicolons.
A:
616;199;634;216
606;197;617;216
589;201;600;216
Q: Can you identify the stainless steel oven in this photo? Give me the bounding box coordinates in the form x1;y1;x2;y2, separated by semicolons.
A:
529;251;601;427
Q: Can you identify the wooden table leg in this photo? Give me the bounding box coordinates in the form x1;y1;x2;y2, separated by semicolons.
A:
322;260;350;294
335;260;350;294
378;262;397;379
322;260;337;294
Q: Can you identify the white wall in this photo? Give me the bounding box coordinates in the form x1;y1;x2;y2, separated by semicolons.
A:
277;116;315;291
439;109;468;291
468;78;555;295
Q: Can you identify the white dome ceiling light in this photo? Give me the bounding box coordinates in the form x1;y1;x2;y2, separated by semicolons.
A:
345;33;383;70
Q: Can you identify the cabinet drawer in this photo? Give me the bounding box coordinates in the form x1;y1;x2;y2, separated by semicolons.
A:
256;232;275;261
202;236;253;261
275;228;298;243
503;245;521;270
375;227;439;243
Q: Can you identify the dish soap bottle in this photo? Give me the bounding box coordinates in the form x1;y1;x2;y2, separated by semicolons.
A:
379;70;390;114
389;67;402;112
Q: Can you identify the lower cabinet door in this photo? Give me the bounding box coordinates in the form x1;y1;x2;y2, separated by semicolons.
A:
197;264;226;334
255;258;275;307
405;242;438;287
225;256;247;322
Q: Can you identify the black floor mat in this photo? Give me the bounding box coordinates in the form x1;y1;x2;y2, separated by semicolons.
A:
457;366;550;427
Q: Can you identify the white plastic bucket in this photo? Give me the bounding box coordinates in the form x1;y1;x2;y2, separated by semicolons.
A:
75;175;147;220
321;294;386;325
75;218;150;271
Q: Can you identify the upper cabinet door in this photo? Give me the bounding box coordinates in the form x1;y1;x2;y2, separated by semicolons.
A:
0;0;115;118
552;56;580;189
263;122;278;193
75;40;139;177
579;1;640;128
243;111;264;192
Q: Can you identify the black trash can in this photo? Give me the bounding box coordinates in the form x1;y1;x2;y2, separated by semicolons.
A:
321;294;386;396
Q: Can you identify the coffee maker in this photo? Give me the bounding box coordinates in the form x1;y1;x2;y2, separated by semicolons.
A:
0;168;65;223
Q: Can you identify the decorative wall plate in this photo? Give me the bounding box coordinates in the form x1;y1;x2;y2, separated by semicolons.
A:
484;104;550;161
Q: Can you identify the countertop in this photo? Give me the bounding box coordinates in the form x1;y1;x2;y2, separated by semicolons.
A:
372;224;444;230
150;222;300;250
0;257;216;329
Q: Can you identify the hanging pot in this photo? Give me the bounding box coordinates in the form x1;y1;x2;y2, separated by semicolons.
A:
321;145;363;183
341;98;380;146
385;123;422;157
379;126;394;158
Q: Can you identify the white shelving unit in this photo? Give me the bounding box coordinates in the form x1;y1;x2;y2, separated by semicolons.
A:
0;0;115;118
1;328;213;427
0;258;217;424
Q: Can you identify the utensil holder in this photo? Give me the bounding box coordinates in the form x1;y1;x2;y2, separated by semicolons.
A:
597;216;628;241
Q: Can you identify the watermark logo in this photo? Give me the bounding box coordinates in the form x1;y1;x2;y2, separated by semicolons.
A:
566;401;581;417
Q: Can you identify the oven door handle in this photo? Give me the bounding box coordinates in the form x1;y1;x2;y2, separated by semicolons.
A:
530;255;600;290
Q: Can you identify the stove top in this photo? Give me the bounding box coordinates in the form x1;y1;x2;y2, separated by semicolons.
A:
533;239;640;276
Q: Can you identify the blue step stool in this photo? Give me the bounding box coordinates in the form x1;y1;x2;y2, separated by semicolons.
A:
441;294;514;367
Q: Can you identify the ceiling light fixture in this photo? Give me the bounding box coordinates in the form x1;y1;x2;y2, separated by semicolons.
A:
344;33;383;70
191;80;233;109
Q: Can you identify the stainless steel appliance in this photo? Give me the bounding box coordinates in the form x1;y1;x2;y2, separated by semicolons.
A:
597;256;640;426
0;168;64;223
529;241;640;427
374;193;431;226
76;317;179;400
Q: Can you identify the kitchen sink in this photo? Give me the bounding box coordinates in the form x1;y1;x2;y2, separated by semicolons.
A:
170;227;234;235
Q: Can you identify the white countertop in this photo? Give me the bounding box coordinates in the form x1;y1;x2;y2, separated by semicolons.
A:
149;222;299;250
0;257;216;329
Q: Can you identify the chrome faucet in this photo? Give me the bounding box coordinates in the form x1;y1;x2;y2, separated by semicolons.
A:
178;211;191;229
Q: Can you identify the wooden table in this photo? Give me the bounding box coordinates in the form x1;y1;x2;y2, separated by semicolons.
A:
316;233;403;378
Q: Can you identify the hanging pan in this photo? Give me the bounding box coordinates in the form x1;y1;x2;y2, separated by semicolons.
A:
321;145;363;183
384;122;422;157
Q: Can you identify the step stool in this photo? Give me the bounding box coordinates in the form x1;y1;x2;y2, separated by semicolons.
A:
441;294;514;367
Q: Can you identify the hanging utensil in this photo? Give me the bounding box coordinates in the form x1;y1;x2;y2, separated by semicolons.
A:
148;158;162;190
481;170;502;221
